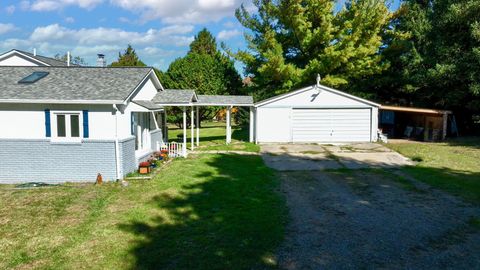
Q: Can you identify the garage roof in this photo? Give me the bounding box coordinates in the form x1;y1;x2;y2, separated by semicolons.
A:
255;84;381;107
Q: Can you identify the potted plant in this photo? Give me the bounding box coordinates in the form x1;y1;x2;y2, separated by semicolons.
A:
139;161;151;174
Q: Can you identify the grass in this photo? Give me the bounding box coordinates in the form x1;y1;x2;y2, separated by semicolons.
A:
0;154;285;269
168;121;260;152
385;137;480;203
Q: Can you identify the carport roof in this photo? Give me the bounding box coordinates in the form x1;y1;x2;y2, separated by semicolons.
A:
152;89;198;105
133;100;164;110
380;105;451;115
152;89;253;106
196;95;253;106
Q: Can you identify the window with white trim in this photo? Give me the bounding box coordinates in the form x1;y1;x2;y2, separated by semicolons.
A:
53;112;82;139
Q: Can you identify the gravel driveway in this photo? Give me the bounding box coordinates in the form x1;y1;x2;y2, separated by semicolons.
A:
261;144;480;269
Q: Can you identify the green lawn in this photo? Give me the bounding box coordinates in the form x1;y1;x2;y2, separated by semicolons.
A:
386;137;480;203
168;121;260;152
0;154;285;269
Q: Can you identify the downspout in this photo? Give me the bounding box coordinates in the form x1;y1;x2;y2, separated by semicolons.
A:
113;104;122;180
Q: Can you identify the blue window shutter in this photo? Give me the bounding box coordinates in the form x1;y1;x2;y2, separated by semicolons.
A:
83;110;89;138
131;112;135;135
44;109;51;137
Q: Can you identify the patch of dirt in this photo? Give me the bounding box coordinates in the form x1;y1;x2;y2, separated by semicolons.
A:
275;170;480;269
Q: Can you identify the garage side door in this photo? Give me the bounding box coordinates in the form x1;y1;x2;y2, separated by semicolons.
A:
292;108;371;142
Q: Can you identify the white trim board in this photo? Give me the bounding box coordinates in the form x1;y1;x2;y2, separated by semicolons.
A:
255;84;381;108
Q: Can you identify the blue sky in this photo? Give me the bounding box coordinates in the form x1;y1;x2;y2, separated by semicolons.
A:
0;0;401;73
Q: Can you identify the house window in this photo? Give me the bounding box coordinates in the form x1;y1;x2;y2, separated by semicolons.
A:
54;113;81;139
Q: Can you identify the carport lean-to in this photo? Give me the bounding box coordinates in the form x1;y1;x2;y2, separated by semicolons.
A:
152;89;254;156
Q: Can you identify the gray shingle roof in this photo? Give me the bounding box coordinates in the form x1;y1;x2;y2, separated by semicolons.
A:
17;50;75;67
0;66;153;103
197;95;253;105
133;100;164;110
152;89;197;104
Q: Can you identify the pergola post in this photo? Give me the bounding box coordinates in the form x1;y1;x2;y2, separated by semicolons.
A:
196;106;200;147
182;107;187;157
226;106;232;144
191;107;194;150
249;106;254;143
442;112;448;140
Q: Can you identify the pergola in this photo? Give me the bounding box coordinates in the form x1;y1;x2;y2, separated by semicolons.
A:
152;89;254;155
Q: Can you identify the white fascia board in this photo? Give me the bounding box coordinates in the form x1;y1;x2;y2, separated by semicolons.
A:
149;69;165;91
0;50;51;66
122;69;162;104
317;84;381;107
193;103;254;107
254;86;314;107
0;99;123;104
254;84;381;108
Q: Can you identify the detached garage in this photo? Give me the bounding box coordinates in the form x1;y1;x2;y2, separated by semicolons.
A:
251;84;380;143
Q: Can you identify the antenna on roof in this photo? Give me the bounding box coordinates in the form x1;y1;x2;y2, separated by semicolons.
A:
315;74;322;94
33;48;36;56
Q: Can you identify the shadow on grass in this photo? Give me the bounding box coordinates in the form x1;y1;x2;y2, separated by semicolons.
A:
444;136;480;149
118;154;285;269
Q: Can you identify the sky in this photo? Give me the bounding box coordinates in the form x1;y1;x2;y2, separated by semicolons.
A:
0;0;401;73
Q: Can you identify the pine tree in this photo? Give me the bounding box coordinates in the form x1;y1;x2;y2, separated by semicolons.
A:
110;45;146;67
233;0;392;98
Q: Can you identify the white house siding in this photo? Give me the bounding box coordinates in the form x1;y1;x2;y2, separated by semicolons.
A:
256;107;292;143
119;137;136;178
0;55;41;66
255;86;379;143
0;139;117;184
132;78;158;101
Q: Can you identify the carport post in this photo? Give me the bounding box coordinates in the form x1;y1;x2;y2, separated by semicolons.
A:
226;106;232;144
249;107;254;142
182;107;187;156
196;106;200;147
191;107;194;150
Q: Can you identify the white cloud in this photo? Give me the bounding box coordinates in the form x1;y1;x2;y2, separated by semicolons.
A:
15;0;251;24
29;24;194;46
217;29;241;40
23;0;103;11
65;16;75;23
110;0;247;24
0;23;17;35
5;5;16;14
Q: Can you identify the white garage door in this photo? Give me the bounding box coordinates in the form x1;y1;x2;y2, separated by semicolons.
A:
292;108;371;142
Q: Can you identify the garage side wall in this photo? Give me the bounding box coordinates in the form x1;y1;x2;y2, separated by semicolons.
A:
256;107;291;143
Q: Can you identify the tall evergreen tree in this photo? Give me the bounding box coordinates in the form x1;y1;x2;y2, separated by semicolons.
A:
161;29;242;127
365;0;480;131
189;28;218;55
232;0;392;98
110;45;146;67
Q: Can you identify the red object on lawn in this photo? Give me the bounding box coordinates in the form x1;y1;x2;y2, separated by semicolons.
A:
139;161;150;167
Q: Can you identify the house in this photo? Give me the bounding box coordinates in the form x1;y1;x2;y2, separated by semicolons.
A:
0;66;167;184
0;49;73;67
251;83;380;143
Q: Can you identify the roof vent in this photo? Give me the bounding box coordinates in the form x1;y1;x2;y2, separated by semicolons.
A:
97;54;106;67
18;71;49;84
